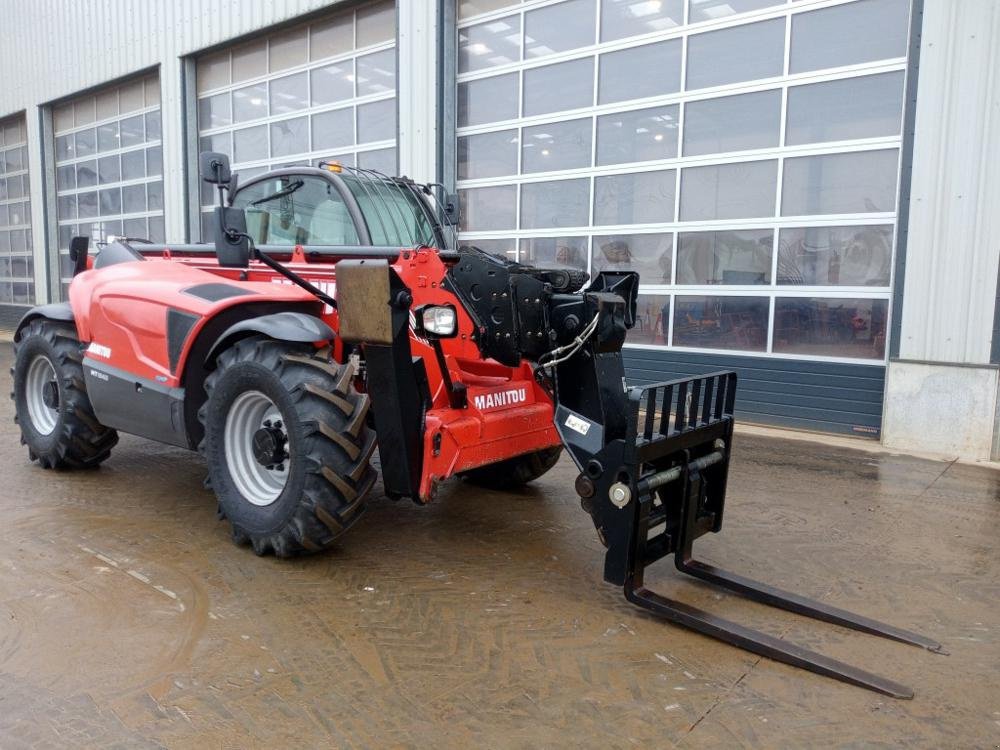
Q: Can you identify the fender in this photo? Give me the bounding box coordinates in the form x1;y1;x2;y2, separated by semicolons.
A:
14;303;75;342
205;311;335;365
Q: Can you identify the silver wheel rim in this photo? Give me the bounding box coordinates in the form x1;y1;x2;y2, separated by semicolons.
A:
223;390;289;506
25;355;59;436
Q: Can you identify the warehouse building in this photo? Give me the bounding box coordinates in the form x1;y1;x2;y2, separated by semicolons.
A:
0;0;997;459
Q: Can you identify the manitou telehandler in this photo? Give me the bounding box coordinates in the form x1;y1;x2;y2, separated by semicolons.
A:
10;153;941;697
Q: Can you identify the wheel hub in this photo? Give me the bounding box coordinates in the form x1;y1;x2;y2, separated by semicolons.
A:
252;421;287;469
41;380;60;410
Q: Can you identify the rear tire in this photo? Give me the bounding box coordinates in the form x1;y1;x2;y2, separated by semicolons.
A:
200;337;377;557
11;320;118;469
459;446;562;490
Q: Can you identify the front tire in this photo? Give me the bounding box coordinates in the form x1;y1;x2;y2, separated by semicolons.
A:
11;320;118;469
201;337;377;557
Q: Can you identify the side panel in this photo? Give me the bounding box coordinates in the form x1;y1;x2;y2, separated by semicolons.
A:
83;358;188;448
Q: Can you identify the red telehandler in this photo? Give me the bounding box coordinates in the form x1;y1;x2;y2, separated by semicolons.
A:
10;153;941;696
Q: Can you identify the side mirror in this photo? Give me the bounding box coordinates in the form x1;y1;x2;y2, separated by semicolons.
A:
199;151;232;186
212;206;251;269
68;235;89;276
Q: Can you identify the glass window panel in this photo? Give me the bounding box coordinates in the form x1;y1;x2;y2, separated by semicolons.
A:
459;14;521;73
310;13;353;60
781;150;898;216
683;90;781;156
76;160;98;189
144;77;160;108
269;26;308;72
773;297;888;359
124;217;147;238
311;61;354;105
673;295;769;351
680;160;777;221
57;164;75;191
458;73;519;127
594;170;676;225
101;220;123;240
270;72;309;115
689;0;780;22
0;204;7;226
686;18;785;90
122;183;146;214
58;194;77;220
519;236;588;271
55;135;74;160
121;149;146;180
119;80;145;114
523;58;593;116
232;40;267;83
98;155;120;184
791;0;909;73
357;147;396;174
54;105;75;133
356;0;395;47
96;90;118;120
198;51;231;93
146;146;162;176
75;128;97;157
676;229;773;285
461;237;517;260
357;49;396;96
522;118;592;173
120;115;144;147
145;110;161;141
148;215;165;243
312;108;355;151
5;120;23;144
199;93;232;129
458;130;519;179
597;105;679;166
598;40;681;105
593;233;673;284
357;99;396;143
0;179;6;201
459;185;517;231
147;181;163;211
459;0;520;19
234;125;268;163
785;72;904;145
269;117;309;158
97;121;120;152
233;83;268;123
99;187;121;216
777;225;893;286
74;98;96;126
524;0;595;58
7;174;23;199
601;0;683;42
520;178;590;228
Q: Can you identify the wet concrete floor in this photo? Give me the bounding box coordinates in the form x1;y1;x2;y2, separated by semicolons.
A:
0;342;998;748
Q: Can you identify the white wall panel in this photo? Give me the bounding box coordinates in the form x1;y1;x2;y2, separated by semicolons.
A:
898;0;1000;364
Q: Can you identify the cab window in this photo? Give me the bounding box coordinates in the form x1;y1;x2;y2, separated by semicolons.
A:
232;174;361;246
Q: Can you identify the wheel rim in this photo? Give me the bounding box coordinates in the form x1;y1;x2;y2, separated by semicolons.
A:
224;390;289;506
25;355;59;436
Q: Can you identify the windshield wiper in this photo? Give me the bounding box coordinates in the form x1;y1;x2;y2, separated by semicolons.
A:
249;179;304;206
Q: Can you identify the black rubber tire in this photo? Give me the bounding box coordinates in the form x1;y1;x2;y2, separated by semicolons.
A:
459;446;563;490
200;337;377;557
11;319;118;469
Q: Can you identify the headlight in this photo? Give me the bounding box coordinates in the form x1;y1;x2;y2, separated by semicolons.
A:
420;305;457;337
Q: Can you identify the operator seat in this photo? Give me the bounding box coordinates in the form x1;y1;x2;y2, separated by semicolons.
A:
307;199;359;245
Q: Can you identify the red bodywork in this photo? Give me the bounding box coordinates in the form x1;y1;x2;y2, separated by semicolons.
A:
70;245;560;501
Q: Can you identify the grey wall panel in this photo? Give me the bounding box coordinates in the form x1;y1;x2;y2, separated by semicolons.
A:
623;348;886;437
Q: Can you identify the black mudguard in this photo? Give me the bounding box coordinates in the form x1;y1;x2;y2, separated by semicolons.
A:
205;312;335;365
14;303;75;342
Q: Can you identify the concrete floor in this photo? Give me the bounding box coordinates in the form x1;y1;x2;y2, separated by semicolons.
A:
0;342;998;749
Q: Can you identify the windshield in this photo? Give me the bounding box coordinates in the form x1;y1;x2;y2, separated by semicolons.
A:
338;173;437;248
